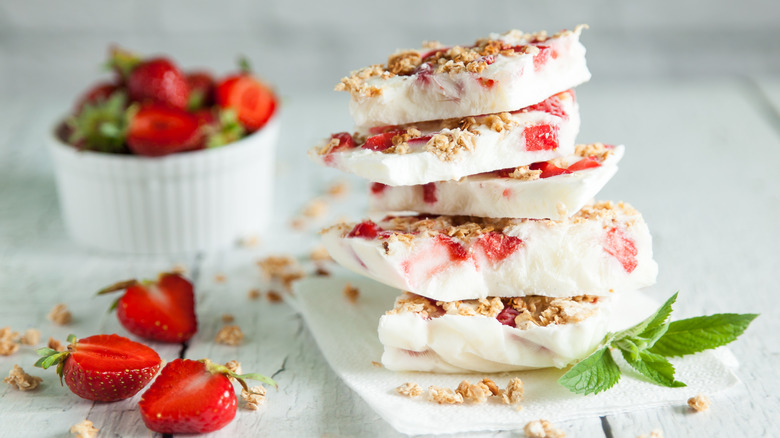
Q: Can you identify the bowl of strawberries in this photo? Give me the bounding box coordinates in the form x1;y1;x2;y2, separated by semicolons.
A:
49;47;279;254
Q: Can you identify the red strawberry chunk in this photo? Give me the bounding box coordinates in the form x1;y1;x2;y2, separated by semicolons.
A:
603;227;638;273
524;124;559;151
363;131;401;151
525;92;570;119
371;182;388;195
216;74;276;132
128;58;190;110
475;232;524;263
127;104;202;156
347;220;383;239
117;273;198;343
139;359;237;434
566;157;602;172
496;307;520;327
64;334;161;402
530;161;569;178
422;183;437;203
328;132;356;153
436;235;469;262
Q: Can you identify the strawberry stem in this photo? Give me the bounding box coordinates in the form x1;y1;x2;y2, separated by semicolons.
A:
200;359;278;392
96;279;139;295
238;57;252;74
35;335;79;385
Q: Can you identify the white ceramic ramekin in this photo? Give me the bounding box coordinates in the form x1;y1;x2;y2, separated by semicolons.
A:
48;113;280;254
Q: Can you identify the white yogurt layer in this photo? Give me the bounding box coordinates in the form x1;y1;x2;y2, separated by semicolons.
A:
378;291;649;373
321;201;657;301
337;26;590;128
369;144;623;220
309;91;579;186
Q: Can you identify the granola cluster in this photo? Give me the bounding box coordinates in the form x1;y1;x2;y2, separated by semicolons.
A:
0;327;20;356
571;201;638;225
395;377;524;407
48;303;72;325
687;394;711;412
388;292;600;328
241;386;267;411
257;255;305;290
524;419;566;438
215;325;244;346
4;365;42;391
70;419;99;438
425;129;477;162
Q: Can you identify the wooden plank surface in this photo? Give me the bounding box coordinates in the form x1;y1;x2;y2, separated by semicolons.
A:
1;78;778;437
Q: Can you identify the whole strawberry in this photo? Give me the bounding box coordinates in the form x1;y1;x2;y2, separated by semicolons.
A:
35;334;161;402
98;272;198;343
139;358;276;434
128;58;190;109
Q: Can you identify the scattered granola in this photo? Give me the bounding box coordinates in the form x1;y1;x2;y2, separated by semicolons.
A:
524;419;565;438
215;325;244;346
240;235;261;247
4;365;42;391
0;327;19;356
396;382;423;398
257;255;305;290
326;180;349;198
20;329;41;346
508;165;542;181
637;430;664;438
427;385;464;404
48;337;65;352
302;198;328;219
48;303;72;325
343;283;360;303
455;380;491;404
310;246;332;262
241;385;267;410
266;290;283;303
501;377;524;405
481;378;500;396
425;129;476;162
314;266;331;277
371;361;383;368
290;217;306;230
70;419;99;438
170;263;188;274
214;273;226;283
221;314;235;323
248;289;262;300
687;394;711;412
224;360;242;376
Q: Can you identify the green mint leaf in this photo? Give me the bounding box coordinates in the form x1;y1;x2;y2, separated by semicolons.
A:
620;349;686;388
558;347;621;395
648;313;758;357
614;292;677;342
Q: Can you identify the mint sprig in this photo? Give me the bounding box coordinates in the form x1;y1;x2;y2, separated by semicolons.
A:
558;292;757;395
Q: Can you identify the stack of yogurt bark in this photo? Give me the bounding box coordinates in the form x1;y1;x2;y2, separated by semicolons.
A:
310;25;658;373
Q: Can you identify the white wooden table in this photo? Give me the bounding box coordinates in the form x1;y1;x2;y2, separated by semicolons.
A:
1;78;779;437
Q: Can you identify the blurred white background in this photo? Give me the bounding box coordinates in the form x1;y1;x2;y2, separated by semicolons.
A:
1;0;779;101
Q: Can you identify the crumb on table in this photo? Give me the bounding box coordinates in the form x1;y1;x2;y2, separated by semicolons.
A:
48;337;65;352
524;419;565;438
687;394;711;412
0;327;20;356
20;329;41;346
48;303;72;325
70;419;99;438
637;429;664;438
248;289;261;300
396;382;423;398
427;385;464;404
241;385;267;410
215;325;244;346
343;283;360;303
221;314;235;323
4;365;42;391
267;290;283;303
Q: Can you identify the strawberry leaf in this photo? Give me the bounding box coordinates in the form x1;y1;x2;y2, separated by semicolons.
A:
648;313;758;358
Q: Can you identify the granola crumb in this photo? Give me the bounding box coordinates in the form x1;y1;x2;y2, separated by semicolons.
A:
248;289;262;300
240;234;261;247
687;394;711;412
4;365;42;391
501;377;524;405
214;273;226;283
215;325;244;346
343;283;360;303
524;419;565;438
221;314;235;323
290;217;306;230
48;337;65;352
48;303;72;325
0;327;20;356
20;329;41;346
427;385;464;404
224;360;242;376
314;266;331;277
371;361;383;368
266;290;283;303
455;380;490;404
481;378;500;396
170;263;188;274
637;430;664;438
326;180;349;198
396;382;423;397
257;255;304;290
241;385;267;410
303;198;328;219
310;246;332;262
70;419;99;438
508;165;542;181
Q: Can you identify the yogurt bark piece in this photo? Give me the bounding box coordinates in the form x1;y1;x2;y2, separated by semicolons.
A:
369;143;623;220
378;292;617;373
310;90;579;186
321;201;658;301
336;25;590;128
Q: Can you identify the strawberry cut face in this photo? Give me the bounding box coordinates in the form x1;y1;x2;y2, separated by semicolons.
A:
523;124;559;151
126;104;202;156
139;359;237;434
363;131;401;151
116;273;198;343
63;334;161;402
474;232;524;263
216;75;276;132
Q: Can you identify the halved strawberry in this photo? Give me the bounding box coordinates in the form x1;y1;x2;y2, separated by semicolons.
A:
128;57;190;109
215;74;276;132
98;273;197;343
126;104;202;156
35;334;161;402
139;358;276;434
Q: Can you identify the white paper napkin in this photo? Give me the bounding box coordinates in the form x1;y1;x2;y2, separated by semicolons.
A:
292;273;740;436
